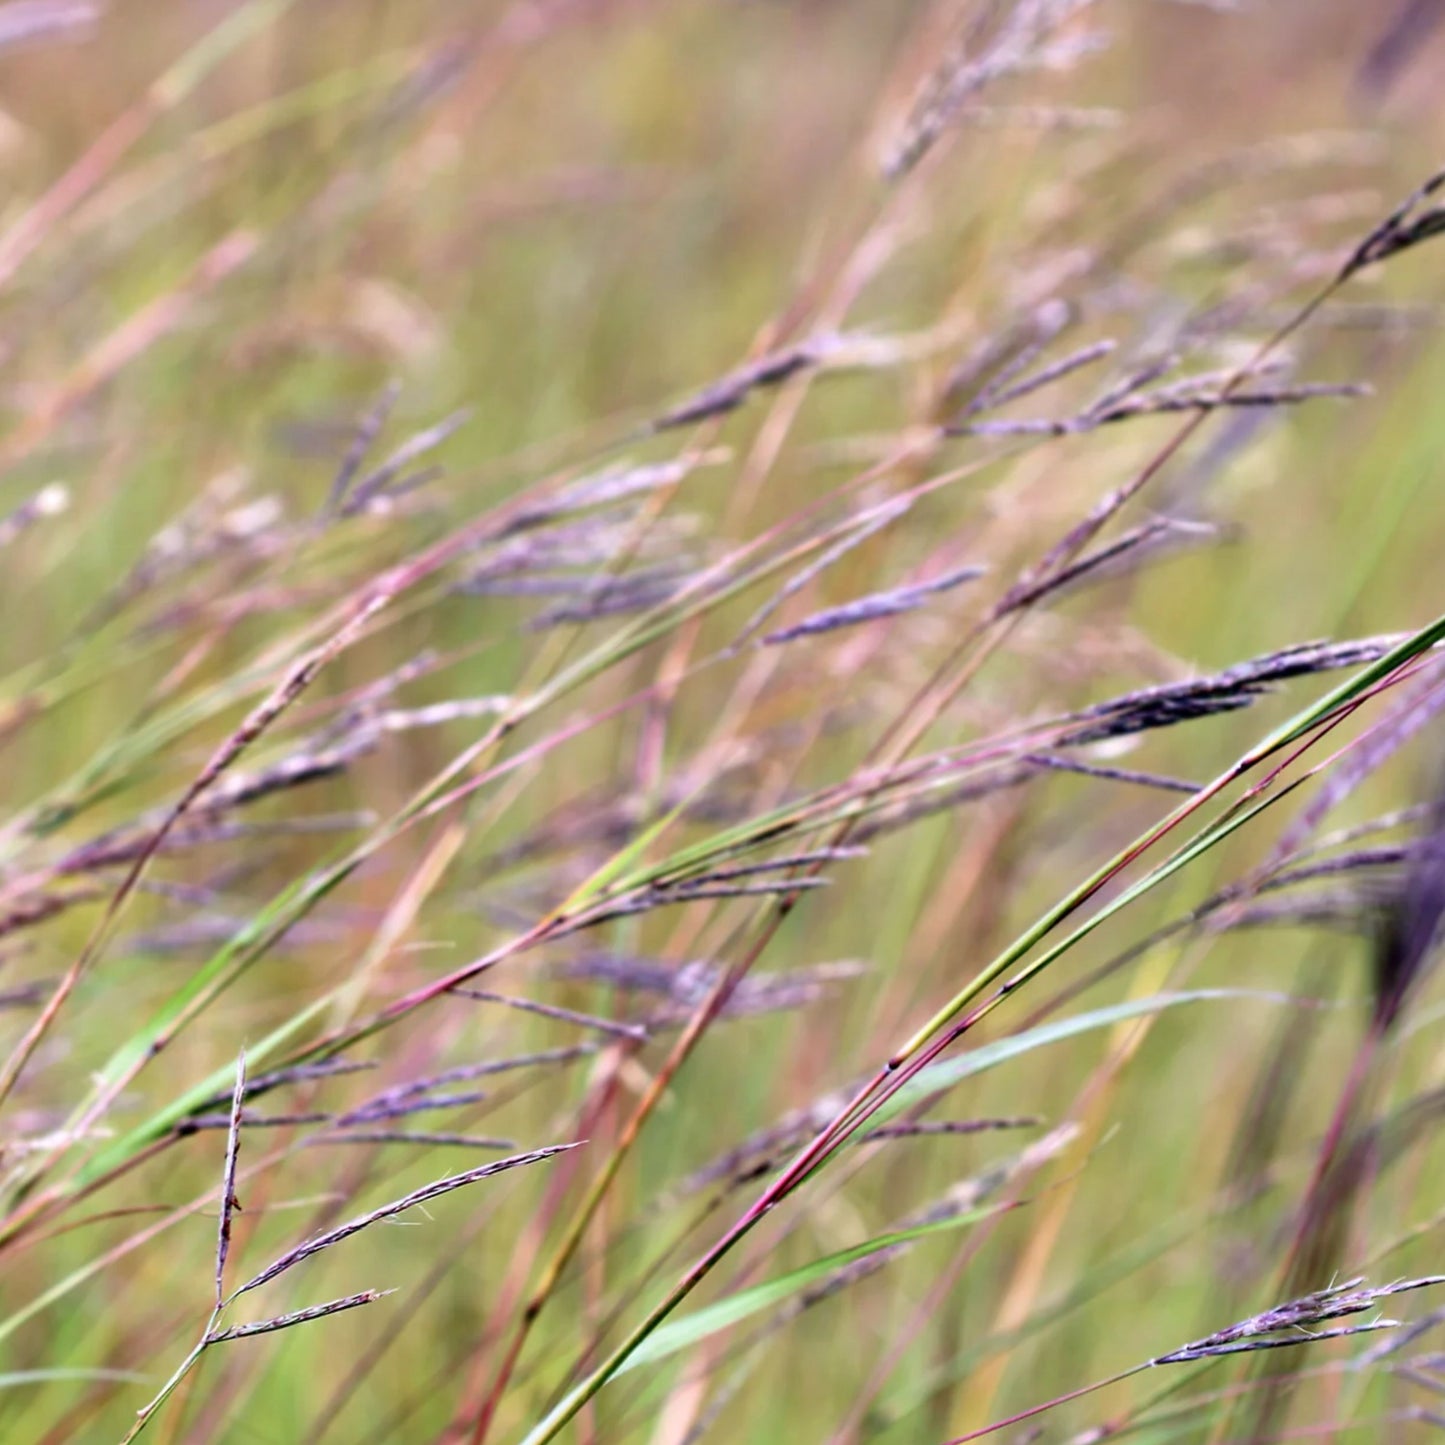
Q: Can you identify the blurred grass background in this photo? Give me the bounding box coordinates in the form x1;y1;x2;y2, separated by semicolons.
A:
3;2;1445;1442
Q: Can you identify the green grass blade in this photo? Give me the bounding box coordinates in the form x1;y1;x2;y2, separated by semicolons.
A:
872;988;1312;1129
618;1205;1003;1375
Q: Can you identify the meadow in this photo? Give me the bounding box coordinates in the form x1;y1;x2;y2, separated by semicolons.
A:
2;2;1445;1442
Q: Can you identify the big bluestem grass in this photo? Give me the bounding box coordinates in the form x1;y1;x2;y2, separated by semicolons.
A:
3;4;1445;1444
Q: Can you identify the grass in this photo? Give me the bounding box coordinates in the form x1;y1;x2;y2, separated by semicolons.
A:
4;2;1445;1442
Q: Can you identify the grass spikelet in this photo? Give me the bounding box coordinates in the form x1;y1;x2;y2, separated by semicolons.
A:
1373;767;1445;1029
205;1288;396;1344
883;0;1106;179
761;564;985;645
230;1143;581;1300
214;1049;246;1310
1341;167;1445;279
